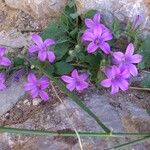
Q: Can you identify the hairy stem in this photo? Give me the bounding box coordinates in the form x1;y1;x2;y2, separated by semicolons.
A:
0;127;150;137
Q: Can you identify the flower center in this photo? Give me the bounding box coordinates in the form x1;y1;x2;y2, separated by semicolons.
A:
121;57;126;62
112;74;121;82
37;82;42;90
94;38;102;46
121;56;131;65
42;45;48;51
75;79;81;86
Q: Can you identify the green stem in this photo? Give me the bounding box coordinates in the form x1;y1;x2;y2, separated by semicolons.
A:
30;60;111;133
106;136;150;150
0;127;150;138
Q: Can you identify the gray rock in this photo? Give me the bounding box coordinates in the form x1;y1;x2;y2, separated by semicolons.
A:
5;0;68;19
0;88;150;149
121;102;150;132
0;29;31;48
0;78;25;117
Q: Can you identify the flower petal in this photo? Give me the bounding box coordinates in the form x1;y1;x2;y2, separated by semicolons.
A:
130;54;143;63
39;91;49;101
82;31;95;41
111;84;119;94
61;75;74;83
128;64;138;76
112;65;120;74
38;50;47;62
93;13;101;23
0;73;5;83
71;69;79;78
29;45;40;53
99;42;110;54
66;83;76;91
120;65;130;78
79;73;89;80
93;25;102;36
39;76;49;89
27;73;37;82
85;19;94;28
47;51;55;63
104;67;112;78
119;79;129;91
101;31;113;41
0;47;7;56
113;52;124;62
101;79;111;88
87;42;98;53
76;81;89;92
44;39;55;47
101;24;110;32
32;34;43;47
0;57;12;66
31;89;39;98
24;83;35;91
125;43;134;56
0;83;6;91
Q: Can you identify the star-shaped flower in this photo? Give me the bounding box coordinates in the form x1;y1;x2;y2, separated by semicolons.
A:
29;34;56;63
61;69;89;92
101;66;130;94
24;73;50;101
113;43;143;76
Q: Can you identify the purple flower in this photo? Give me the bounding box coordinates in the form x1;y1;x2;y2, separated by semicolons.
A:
24;73;50;101
82;25;113;54
85;13;111;32
113;43;143;77
0;73;6;91
0;47;12;66
101;66;130;94
61;69;89;92
29;34;56;63
12;68;26;82
132;15;142;30
85;13;101;28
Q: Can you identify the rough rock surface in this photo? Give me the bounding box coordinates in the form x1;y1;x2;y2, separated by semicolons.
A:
76;0;150;36
0;78;26;117
0;29;31;48
5;0;68;18
0;88;150;149
0;0;42;31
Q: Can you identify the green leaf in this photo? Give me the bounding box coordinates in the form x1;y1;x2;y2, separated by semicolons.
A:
139;36;150;69
30;59;111;133
31;60;54;75
54;42;70;60
85;53;103;82
68;0;75;8
54;61;73;75
110;19;121;39
83;10;97;20
141;74;150;88
70;27;78;39
13;57;25;67
42;21;68;41
70;13;79;19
